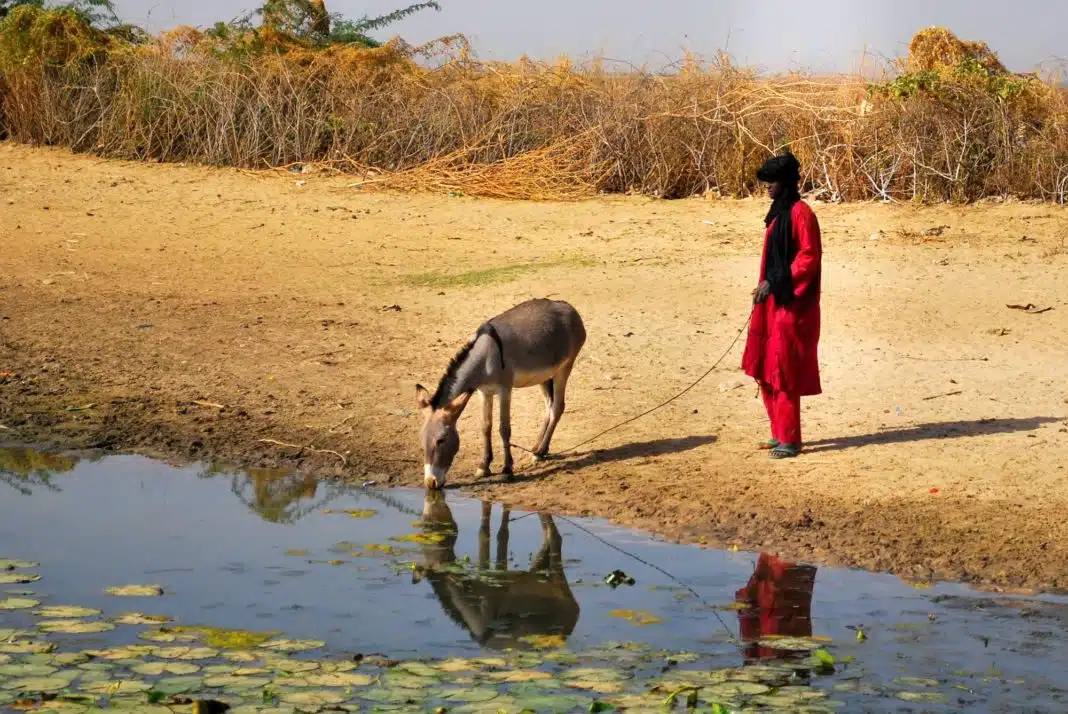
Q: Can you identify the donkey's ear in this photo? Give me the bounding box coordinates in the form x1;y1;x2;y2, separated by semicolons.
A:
415;384;432;411
442;390;473;418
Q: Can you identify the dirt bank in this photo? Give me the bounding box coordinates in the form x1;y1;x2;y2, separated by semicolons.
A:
2;144;1067;591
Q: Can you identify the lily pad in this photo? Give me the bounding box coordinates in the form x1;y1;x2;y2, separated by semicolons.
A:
706;682;772;697
564;680;625;694
34;606;102;619
894;677;939;688
2;677;73;693
0;641;54;654
301;673;373;687
280;691;347;706
564;669;628;683
37;702;92;714
203;675;273;689
80;679;153;694
756;637;826;651
486;670;552;683
152;647;219;660
86;646;155;660
0;598;40;610
38;621;116;634
152;676;205;695
139;630;200;643
0;663;59;677
323;509;377;519
114;613;171;626
515;694;592;713
607;609;663;626
443;687;501;703
453;695;518;713
396;662;439;678
266;659;320;674
258;639;324;653
438;659;477;673
0;560;39;570
53;653;91;666
104;585;164;597
383;672;438;690
131;662;202;676
897;691;949;703
0;574;41;585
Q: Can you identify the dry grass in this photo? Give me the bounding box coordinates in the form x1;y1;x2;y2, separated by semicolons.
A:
2;8;1068;203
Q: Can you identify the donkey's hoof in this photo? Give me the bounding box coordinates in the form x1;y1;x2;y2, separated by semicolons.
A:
474;468;490;480
501;469;515;483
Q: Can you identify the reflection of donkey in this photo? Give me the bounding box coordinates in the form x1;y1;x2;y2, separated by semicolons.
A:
415;298;586;489
412;490;580;650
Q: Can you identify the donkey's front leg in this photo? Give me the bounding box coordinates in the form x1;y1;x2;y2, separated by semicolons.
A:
476;390;494;479
499;388;514;481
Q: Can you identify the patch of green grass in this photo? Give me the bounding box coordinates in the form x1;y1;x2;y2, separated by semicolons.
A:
404;255;594;289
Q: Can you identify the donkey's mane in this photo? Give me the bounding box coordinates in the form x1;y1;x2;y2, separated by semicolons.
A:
430;331;482;410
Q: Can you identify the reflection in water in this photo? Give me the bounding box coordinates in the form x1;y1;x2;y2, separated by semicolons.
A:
198;461;350;524
0;446;81;495
414;490;580;650
735;553;817;663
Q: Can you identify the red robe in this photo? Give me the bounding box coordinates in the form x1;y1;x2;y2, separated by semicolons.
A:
741;200;822;396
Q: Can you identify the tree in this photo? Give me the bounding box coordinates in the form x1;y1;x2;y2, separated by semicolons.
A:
0;0;117;26
252;0;440;47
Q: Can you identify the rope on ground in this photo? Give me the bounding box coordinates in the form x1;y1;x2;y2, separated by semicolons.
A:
512;310;754;458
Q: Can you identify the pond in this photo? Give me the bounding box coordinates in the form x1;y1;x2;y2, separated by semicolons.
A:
1;445;1067;712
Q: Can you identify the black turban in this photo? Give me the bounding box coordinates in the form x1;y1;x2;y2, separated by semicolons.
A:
757;152;802;306
756;152;801;185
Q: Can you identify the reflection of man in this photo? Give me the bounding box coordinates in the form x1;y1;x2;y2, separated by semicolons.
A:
734;553;817;662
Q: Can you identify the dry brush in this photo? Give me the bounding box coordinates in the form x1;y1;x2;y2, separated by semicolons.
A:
2;7;1067;203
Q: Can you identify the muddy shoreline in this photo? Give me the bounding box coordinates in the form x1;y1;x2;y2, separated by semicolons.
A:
3;144;1068;593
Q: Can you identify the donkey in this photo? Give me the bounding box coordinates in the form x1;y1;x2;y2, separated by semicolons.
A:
412;489;580;650
415;298;586;489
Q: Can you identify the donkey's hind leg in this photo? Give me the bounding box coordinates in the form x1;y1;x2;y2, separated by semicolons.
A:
534;359;575;458
476;390;494;479
532;380;554;459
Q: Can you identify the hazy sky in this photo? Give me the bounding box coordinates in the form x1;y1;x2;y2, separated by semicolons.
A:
111;0;1067;73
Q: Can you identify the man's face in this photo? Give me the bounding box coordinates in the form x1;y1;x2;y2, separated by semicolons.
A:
766;181;783;199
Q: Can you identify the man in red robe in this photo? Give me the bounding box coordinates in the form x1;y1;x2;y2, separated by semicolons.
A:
741;152;822;459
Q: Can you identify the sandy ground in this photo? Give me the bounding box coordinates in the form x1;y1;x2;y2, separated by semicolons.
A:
2;143;1068;591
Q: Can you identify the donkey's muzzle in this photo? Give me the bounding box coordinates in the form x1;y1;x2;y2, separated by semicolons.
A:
423;463;446;490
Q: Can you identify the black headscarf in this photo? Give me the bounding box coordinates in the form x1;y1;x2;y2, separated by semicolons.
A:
756;152;802;306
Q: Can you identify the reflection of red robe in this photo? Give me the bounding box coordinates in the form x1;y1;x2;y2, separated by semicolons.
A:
735;553;817;661
741;201;822;396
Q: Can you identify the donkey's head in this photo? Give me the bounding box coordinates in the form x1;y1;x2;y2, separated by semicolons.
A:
415;385;472;489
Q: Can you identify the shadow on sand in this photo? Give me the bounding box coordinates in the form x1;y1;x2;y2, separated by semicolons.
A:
804;417;1061;454
513;434;717;482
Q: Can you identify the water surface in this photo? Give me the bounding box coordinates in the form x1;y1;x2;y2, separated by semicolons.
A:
1;446;1067;712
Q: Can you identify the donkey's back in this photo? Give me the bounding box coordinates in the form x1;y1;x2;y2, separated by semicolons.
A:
486;298;586;383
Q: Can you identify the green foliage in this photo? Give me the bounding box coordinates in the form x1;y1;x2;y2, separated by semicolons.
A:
871;70;941;100
218;0;442;49
872;56;1032;104
330;1;441;47
0;0;116;26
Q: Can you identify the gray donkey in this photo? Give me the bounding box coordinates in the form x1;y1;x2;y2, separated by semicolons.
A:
415;298;586;489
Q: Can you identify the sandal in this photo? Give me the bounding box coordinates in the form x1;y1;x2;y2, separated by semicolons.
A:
758;439;780;451
769;443;801;459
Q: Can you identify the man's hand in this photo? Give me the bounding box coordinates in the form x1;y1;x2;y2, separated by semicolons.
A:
752;280;771;305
